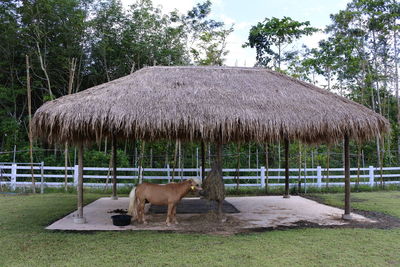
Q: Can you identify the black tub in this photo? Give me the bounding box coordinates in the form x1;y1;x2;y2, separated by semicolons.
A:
111;215;132;226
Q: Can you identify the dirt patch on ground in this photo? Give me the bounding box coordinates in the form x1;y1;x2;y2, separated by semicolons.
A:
119;211;246;235
238;213;400;235
149;199;240;214
174;213;246;235
111;207;400;235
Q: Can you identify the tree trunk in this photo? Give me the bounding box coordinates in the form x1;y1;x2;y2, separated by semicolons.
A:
202;141;225;216
297;141;302;193
393;29;400;164
112;135;117;199
235;143;241;190
104;153;113;191
380;137;385;188
171;140;178;182
201;141;205;181
326;146;330;187
36;42;54;99
138;141;145;184
264;143;269;193
343;135;351;220
64;58;77;191
248;143;251;168
284;138;290;198
64;143;69;191
26;55;35;193
356;145;361;190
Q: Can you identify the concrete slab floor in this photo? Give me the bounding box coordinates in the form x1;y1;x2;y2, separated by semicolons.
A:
46;196;375;231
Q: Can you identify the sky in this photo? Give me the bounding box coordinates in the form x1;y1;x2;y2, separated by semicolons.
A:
122;0;350;66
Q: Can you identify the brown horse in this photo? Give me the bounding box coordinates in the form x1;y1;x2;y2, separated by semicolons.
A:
128;178;202;226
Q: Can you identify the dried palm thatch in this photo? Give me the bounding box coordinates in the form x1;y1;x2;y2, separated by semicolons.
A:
32;66;389;144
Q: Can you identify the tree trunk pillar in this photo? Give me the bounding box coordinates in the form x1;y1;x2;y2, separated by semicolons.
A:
111;135;118;200
201;141;205;181
74;143;86;224
283;138;290;198
342;134;352;220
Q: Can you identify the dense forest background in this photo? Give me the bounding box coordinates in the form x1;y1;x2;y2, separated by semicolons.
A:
0;0;399;171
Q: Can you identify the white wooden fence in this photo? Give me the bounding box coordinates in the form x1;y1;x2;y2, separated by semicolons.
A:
1;163;400;191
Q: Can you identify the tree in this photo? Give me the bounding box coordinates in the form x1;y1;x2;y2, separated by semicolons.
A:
244;16;317;70
182;0;233;66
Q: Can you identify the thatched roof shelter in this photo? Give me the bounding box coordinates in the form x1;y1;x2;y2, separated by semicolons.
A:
32;66;390;222
32;66;389;145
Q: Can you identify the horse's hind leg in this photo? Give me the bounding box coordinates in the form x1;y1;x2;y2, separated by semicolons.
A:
166;204;173;226
172;204;179;224
135;199;141;223
139;200;147;224
136;199;147;224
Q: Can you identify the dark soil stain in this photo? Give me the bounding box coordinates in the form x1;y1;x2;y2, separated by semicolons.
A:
149;199;240;214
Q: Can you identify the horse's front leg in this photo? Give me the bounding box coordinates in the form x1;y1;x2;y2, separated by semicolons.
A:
166;204;173;226
172;204;179;224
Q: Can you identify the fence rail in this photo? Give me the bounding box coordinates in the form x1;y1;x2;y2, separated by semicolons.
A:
1;163;400;191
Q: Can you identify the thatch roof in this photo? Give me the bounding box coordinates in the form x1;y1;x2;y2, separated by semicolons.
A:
32;66;389;144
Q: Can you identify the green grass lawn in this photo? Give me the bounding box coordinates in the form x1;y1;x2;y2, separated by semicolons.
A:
0;192;400;267
312;191;400;218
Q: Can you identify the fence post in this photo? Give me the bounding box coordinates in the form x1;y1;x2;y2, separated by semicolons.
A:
317;166;322;188
199;165;202;181
40;162;44;194
369;166;375;187
74;165;79;187
167;164;171;183
260;166;266;188
11;163;17;191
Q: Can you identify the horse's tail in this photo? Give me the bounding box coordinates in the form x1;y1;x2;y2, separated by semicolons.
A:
128;186;137;220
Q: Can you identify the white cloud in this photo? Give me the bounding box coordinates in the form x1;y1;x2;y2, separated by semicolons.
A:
152;0;196;14
300;31;327;49
224;30;256;67
213;14;257;67
219;14;235;25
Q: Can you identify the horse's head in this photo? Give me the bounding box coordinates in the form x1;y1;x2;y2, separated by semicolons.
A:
188;178;203;192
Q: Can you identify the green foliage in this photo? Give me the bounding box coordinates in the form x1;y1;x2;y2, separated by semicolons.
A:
183;0;234;66
244;16;317;69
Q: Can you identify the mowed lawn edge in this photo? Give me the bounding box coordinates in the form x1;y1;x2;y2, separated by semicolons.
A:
311;191;400;218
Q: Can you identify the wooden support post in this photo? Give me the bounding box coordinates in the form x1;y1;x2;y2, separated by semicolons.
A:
64;142;69;192
216;141;224;215
171;140;178;182
111;135;118;200
40;162;44;194
201;141;205;181
74;144;86;224
342;134;352;220
283;138;290;198
235;143;241;190
264;143;269;193
138;141;145;184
